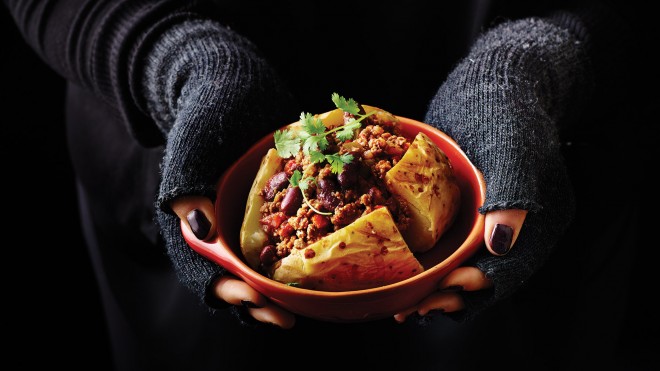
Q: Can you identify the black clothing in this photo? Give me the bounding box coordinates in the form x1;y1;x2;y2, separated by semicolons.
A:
3;0;652;369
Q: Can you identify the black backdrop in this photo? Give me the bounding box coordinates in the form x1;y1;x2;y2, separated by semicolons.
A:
1;8;112;367
1;3;653;369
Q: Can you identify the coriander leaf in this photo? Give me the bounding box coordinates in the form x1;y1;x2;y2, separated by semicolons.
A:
303;135;329;155
332;92;359;115
326;153;354;174
289;170;302;187
301;112;326;135
309;150;326;164
274;129;300;158
335;120;361;141
297;130;310;140
339;153;354;164
298;177;311;191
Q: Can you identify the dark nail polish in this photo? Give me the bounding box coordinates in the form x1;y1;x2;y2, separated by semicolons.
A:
441;285;463;293
241;300;262;309
490;224;513;255
187;209;211;240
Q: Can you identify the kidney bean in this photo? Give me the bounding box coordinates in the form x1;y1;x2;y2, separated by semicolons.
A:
318;177;338;193
338;162;359;189
317;178;340;211
263;171;289;200
280;186;303;215
259;245;279;266
368;187;386;205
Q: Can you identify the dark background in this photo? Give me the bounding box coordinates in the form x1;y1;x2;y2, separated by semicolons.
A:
1;8;112;367
2;3;653;369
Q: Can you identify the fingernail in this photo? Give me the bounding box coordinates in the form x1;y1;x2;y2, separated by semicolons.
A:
187;209;211;240
393;314;407;324
241;300;262;309
440;285;463;292
490;224;513;255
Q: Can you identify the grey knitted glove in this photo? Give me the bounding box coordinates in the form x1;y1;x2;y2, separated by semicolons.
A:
424;15;591;322
141;19;298;307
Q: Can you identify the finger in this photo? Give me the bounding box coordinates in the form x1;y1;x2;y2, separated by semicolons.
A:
484;209;528;256
417;292;465;315
393;306;419;324
438;266;493;292
212;276;268;309
214;277;295;329
248;303;296;329
171;195;216;241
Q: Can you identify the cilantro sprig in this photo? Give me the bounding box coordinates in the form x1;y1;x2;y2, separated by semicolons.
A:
290;170;332;215
273;93;376;174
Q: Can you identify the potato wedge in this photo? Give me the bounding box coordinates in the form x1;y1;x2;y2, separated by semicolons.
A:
270;207;424;291
385;132;461;252
240;148;283;269
239;104;460;291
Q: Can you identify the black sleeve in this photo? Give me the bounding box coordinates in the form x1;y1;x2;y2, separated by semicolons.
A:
424;0;640;322
3;0;218;146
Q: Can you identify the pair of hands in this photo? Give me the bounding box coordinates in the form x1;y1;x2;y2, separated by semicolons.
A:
171;195;528;329
148;14;582;330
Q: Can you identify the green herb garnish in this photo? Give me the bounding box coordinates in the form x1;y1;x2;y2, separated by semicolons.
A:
273;92;375;174
273;129;300;159
290;170;332;216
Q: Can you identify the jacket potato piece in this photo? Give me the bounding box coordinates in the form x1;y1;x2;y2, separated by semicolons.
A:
269;207;424;291
384;132;461;252
239;103;460;291
240;148;283;269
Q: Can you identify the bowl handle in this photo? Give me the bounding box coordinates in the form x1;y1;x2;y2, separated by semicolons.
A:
180;220;238;269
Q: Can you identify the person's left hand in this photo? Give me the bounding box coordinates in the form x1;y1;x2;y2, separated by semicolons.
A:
171;195;297;329
393;208;527;322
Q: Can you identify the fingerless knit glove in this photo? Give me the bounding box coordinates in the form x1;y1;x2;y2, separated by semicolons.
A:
141;18;298;308
425;14;592;322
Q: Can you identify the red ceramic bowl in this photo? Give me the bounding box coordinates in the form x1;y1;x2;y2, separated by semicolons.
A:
182;113;486;323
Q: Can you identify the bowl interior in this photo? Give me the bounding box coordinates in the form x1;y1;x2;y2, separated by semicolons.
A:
213;115;484;282
192;114;486;321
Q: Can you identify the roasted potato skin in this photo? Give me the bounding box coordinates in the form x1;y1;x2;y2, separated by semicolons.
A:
269;207;424;291
384;132;461;252
239;107;460;290
240;148;283;269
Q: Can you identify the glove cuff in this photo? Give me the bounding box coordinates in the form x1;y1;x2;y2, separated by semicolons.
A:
425;17;589;213
157;209;227;304
141;19;297;212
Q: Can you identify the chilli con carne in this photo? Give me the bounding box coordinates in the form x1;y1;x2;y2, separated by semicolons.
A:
258;113;413;269
239;94;460;291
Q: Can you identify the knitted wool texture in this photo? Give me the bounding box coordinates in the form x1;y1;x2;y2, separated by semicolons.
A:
142;19;297;307
425;15;590;321
144;14;591;321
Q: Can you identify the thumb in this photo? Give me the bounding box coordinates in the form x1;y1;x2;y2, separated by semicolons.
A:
170;195;216;241
484;209;528;256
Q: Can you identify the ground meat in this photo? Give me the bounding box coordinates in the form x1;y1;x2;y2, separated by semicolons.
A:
373;160;392;179
331;203;362;228
257;112;412;270
275;236;295;258
357;125;409;163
